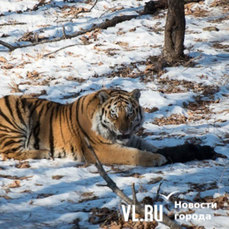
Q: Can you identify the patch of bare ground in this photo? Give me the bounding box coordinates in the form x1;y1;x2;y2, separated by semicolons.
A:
95;55;195;79
210;0;229;12
212;42;229;52
209;15;229;23
152;114;188;126
185;1;209;17
2;0;53;16
78;192;99;203
18;31;48;43
193;192;229;210
155;78;219;95
65;76;86;83
60;5;89;18
152;93;220;126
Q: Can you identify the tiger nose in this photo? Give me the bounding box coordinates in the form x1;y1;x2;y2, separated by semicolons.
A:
120;129;127;135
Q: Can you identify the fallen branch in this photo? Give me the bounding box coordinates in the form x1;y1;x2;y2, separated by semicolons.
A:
0;15;138;52
0;22;27;26
0;40;17;52
84;137;182;229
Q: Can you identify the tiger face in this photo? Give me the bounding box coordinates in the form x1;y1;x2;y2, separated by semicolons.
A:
92;89;144;144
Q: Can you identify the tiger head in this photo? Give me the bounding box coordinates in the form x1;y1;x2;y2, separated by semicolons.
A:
92;89;144;144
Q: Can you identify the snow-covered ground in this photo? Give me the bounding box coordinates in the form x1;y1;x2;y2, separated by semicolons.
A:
0;0;229;228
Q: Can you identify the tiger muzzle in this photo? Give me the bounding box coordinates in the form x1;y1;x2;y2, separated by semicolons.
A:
117;134;131;140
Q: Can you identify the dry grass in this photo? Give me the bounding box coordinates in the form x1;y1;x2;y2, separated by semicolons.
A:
8;78;22;93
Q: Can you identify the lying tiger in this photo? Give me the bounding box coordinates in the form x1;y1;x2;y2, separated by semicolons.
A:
0;89;167;166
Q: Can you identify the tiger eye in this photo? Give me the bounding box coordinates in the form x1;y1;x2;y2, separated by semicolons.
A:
110;113;117;119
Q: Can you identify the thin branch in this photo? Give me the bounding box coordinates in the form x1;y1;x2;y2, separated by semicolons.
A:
43;42;84;57
34;33;39;43
155;181;163;201
218;163;229;193
62;25;67;39
84;137;182;229
88;0;99;12
132;183;139;205
0;22;27;26
84;137;134;205
71;0;99;19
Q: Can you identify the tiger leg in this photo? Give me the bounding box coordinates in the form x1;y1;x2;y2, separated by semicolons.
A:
85;144;167;167
127;135;158;152
1;149;50;161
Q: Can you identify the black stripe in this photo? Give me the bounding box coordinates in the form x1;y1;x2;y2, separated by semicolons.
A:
101;122;108;129
4;139;23;147
100;108;105;121
97;138;113;145
59;106;66;145
28;103;33;109
85;95;98;112
71;145;74;154
90;107;97;119
62;148;67;158
81;96;86;113
31;103;46;149
4;96;14;118
0;98;25;133
21;97;27;112
65;105;74;135
0;109;22;132
49;107;55;157
75;97;95;144
10;145;23;153
29;99;43;119
0;124;22;134
55;104;60;119
1;135;24;142
68;103;78;136
16;99;26;127
45;101;53;115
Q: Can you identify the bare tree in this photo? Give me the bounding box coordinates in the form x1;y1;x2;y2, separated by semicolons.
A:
163;0;186;62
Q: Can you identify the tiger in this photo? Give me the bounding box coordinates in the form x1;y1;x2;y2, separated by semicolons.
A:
0;89;167;167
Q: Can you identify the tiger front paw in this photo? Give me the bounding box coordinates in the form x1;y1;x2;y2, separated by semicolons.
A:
151;153;167;166
142;153;167;167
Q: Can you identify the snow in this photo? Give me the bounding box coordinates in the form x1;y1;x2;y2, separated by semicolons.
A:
0;0;229;228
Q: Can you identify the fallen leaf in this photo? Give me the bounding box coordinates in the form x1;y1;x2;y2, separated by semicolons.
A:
7;180;20;188
0;195;12;199
52;175;64;180
15;161;31;169
0;56;7;62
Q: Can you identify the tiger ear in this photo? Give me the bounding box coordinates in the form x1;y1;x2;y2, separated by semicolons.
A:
98;91;110;104
130;89;141;102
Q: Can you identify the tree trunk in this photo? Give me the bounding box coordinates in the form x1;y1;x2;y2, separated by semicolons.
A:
163;0;185;62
